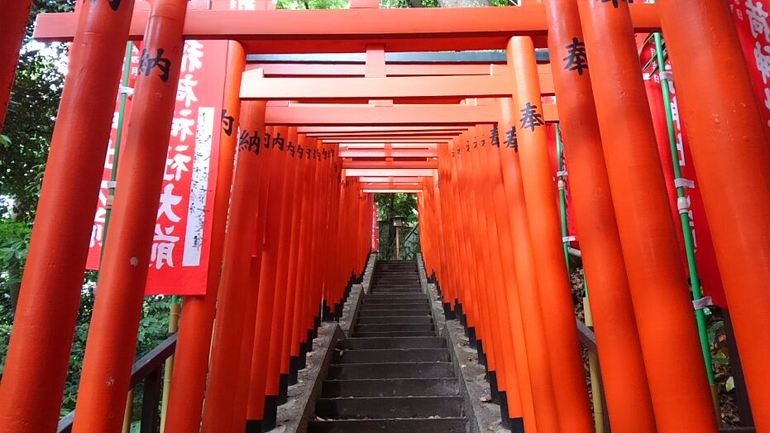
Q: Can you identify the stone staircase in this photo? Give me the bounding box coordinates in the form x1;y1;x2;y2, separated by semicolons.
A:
308;260;468;433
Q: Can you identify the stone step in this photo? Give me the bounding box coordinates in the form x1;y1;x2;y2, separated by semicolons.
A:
369;288;423;293
340;337;447;350
327;362;454;380
364;298;428;305
353;323;434;334
359;303;431;311
332;348;449;364
356;310;432;317
321;377;460;398
309;418;468;433
352;330;437;338
356;316;433;325
365;293;427;300
314;396;464;420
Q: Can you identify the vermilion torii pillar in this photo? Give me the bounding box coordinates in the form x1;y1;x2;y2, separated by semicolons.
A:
201;101;267;433
0;0;32;132
577;0;718;431
497;97;561;433
71;0;188;430
656;2;770;431
543;0;656;431
0;0;135;431
164;41;247;433
244;125;292;432
507;36;595;433
264;125;301;416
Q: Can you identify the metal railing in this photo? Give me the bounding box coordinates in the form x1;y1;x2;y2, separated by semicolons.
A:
57;333;177;433
576;321;756;433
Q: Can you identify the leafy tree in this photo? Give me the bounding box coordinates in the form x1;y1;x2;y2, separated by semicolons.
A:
1;0;74;220
375;193;419;259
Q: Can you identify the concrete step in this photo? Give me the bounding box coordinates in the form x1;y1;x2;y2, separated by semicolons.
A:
315;396;464;420
365;293;427;300
356;310;432;317
354;323;434;333
371;280;420;284
332;348;449;364
356;316;433;325
372;278;419;280
341;337;447;350
352;330;437;338
364;298;428;305
327;362;454;380
321;377;460;397
309;418;468;433
309;261;468;433
359;303;431;311
369;288;423;293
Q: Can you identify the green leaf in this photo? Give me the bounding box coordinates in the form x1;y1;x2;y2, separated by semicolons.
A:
0;135;10;146
726;376;735;392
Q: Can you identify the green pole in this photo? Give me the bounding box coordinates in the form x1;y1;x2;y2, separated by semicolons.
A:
555;124;570;271
652;33;718;399
100;42;134;261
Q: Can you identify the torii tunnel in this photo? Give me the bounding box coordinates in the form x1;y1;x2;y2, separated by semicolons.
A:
1;0;770;432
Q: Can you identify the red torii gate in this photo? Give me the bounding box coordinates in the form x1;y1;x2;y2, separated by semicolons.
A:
0;1;768;433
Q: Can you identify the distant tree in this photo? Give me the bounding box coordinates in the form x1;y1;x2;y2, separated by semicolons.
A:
0;0;74;220
375;193;418;259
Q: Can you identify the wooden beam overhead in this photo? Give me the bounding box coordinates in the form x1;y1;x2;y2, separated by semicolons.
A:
345;168;435;177
241;72;555;99
34;3;659;53
343;160;438;169
340;149;437;158
297;126;468;133
265;102;558;125
359;176;424;183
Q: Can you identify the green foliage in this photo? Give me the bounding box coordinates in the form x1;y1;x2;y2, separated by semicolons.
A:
0;221;30;372
0;220;31;320
1;0;74;220
374;193;419;259
375;193;417;225
277;0;348;9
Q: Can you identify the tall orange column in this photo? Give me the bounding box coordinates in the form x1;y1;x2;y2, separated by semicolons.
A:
577;1;719;431
282;135;313;386
265;126;300;413
497;98;561;433
0;1;135;431
200;102;267;433
543;1;656;431
507;36;594;433
70;0;188;431
164;40;246;433
245;125;291;432
0;0;32;132
479;125;538;432
656;2;770;430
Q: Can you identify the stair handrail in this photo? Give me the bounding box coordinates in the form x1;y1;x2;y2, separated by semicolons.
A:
57;333;178;433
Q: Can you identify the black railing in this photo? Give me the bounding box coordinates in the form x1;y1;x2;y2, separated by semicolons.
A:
576;321;756;433
57;333;177;433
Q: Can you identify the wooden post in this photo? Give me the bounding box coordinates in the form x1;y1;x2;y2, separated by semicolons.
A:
656;1;770;430
200;101;267;433
543;1;656;431
70;0;188;430
576;0;719;431
0;0;32;132
507;36;594;433
0;1;135;430
164;40;247;433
